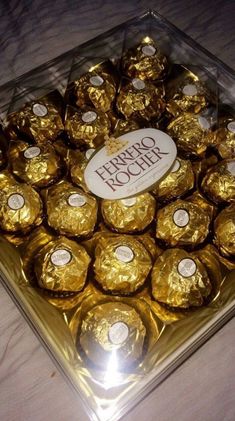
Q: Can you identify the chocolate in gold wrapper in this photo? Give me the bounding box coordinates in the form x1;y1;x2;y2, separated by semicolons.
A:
186;191;217;221
122;37;168;81
192;153;218;187
78;301;146;367
214;204;235;259
65;106;111;149
213;118;235;159
9;140;62;188
112;119;140;138
152;157;194;201
156;199;210;247
94;235;152;294
0;180;43;233
151;248;212;309
34;236;91;293
6;99;64;143
201;159;235;204
101;193;156;233
68;148;95;192
116;78;165;122
46;181;98;237
167;112;215;157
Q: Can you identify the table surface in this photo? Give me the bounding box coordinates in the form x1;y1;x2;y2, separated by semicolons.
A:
0;1;235;421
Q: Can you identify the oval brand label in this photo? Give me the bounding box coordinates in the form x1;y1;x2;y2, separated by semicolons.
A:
173;209;190;227
115;246;134;263
178;258;197;277
182;84;198;96
142;45;156;56
8;193;25;210
84;128;177;199
227;121;235;133
132;78;145;90
50;249;72;266
24;146;41;159
82;111;97;123
121;197;137;207
89;75;104;86
170;159;181;173
85;148;95;160
109;322;129;345
32;103;48;117
67;193;87;207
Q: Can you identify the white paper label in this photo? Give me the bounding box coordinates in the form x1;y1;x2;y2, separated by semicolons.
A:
182;84;198;96
24;146;41;159
109;322;129;345
8;193;25;210
85;148;95;160
173;209;190;227
198;116;210;130
50;249;72;266
132;78;145;90
67;193;86;207
32;103;48;117
121;197;137;207
142;45;156;56
227;121;235;133
178;258;197;277
171;159;181;173
82;111;97;123
115;246;134;263
89;75;104;86
227;161;235;176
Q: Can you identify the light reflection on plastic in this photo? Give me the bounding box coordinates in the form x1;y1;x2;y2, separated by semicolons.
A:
103;348;119;388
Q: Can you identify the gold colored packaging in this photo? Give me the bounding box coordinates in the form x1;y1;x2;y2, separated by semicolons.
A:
68;148;95;192
156;199;210;247
167;112;215;157
101;193;156;233
135;231;162;262
94;235;152;294
0;170;17;189
116;78;165;122
8;140;62;188
6;99;64;143
65;105;111;149
78;301;146;368
34;236;91;294
186;191;217;221
112;119;140;137
151;157;194;201
151;248;212;309
46;181;98;237
213;118;235;159
192;153;218;187
122;37;168;81
0;181;43;233
201;158;235;203
214;204;235;259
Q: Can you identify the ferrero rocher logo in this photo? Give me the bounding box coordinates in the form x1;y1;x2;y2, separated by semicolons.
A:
104;134;128;156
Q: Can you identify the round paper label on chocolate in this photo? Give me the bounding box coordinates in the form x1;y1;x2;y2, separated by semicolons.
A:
89;75;104;86
50;249;72;266
142;45;156;56
67;193;87;207
173;209;190;227
227;121;235;133
32;103;48;117
82;111;97;123
121;197;137;207
227;161;235;176
24;146;41;159
8;193;25;210
198;116;210;130
115;246;134;263
84;128;177;200
109;322;129;345
182;84;198;96
170;159;181;173
85;148;95;160
178;258;197;278
132;78;145;90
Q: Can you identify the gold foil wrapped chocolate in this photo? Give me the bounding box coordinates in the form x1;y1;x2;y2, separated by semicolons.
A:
101;193;156;233
186;191;217;221
116;78;165;122
94;235;152;294
122;37;168;81
192;153;218;187
46;181;98;237
112;119;140;137
201;159;235;204
9;140;62;188
68;148;95;192
78;301;146;368
213;118;235;159
156;199;210;247
214;204;235;259
65;106;111;149
34;236;91;293
152;157;194;201
151;248;212;309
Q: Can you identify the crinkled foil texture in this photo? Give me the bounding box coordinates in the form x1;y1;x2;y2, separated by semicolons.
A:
214;204;235;258
113;119;140;137
101;193;156;233
67;149;94;192
94;235;152;294
213;119;235;159
34;236;91;293
201;159;235;203
167;79;208;117
186;191;217;221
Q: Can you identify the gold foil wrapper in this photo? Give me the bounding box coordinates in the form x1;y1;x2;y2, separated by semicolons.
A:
6;99;64;143
167;113;215;157
101;193;156;233
192;153;218;187
122;38;168;81
151;157;194;201
201;159;235;204
116;78;165;122
46;181;98;237
65;106;111;148
151;248;212;309
34;236;91;293
68;148;95;192
112;119;140;137
78;301;146;368
186;191;217;221
214;204;235;259
156;199;210;247
9;140;62;188
213;118;235;159
94;235;152;294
